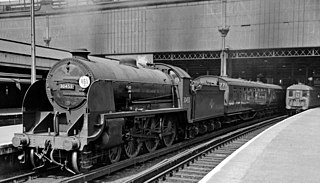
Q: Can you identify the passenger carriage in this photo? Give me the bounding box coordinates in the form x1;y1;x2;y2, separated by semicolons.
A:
192;76;285;121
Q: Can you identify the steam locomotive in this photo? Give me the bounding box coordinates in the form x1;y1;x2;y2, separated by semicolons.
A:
286;83;320;114
12;50;285;173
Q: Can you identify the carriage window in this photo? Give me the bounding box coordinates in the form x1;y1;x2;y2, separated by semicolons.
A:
233;89;238;100
288;90;293;97
302;91;308;97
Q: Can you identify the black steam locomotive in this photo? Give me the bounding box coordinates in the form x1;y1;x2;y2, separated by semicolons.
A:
12;50;285;173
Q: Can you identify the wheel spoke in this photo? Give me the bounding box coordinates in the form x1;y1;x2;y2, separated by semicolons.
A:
162;116;176;147
144;118;160;152
108;146;122;163
124;139;142;158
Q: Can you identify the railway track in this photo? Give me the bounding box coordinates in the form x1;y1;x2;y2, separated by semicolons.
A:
122;115;287;183
0;115;287;183
0;171;37;183
0;166;71;183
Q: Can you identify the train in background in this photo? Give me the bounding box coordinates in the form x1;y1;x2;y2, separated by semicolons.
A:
286;83;320;115
12;50;286;174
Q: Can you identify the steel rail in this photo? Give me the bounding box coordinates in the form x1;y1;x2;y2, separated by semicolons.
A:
60;115;286;183
0;171;38;183
123;115;287;183
0;166;60;183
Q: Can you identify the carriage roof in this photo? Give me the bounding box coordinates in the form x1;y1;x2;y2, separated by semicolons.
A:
193;76;283;90
287;84;315;91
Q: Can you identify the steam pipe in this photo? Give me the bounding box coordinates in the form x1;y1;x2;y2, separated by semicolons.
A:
53;112;59;136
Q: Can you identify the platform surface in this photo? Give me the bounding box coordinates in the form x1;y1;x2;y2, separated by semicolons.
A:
199;108;320;183
0;124;22;146
0;108;21;116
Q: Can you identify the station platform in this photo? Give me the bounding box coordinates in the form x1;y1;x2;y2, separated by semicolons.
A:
0;108;21;116
0;124;22;155
199;108;320;183
0;124;22;146
0;108;22;127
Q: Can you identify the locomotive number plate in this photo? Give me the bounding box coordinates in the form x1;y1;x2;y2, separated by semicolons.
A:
60;83;75;90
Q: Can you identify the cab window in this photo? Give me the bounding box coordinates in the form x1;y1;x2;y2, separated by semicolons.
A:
302;91;308;97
